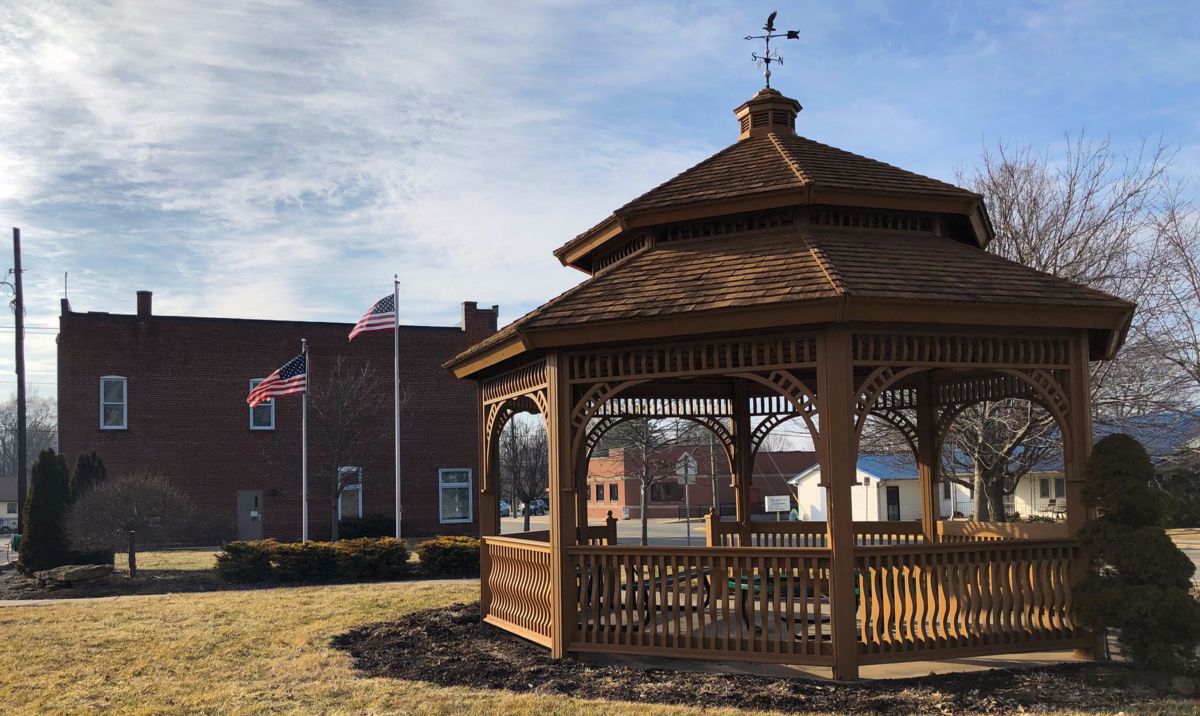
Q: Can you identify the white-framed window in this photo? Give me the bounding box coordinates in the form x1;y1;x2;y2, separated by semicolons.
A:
337;466;363;520
248;379;275;430
439;468;473;523
5;502;15;515
100;376;127;430
1039;476;1066;499
942;481;952;500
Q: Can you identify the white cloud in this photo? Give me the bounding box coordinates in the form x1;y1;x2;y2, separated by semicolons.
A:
0;0;1196;401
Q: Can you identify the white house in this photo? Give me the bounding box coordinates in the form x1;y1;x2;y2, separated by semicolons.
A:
789;454;975;521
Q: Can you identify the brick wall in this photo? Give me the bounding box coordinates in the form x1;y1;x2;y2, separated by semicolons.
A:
57;292;498;543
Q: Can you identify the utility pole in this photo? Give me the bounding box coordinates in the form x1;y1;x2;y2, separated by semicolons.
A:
12;228;27;534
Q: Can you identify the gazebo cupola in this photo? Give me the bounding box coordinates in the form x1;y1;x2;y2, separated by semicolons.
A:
450;12;1134;682
735;87;801;139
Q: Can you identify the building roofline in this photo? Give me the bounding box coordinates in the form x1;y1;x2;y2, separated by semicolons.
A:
62;310;471;333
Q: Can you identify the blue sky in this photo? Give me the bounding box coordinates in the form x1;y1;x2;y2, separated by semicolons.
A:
1;0;1198;399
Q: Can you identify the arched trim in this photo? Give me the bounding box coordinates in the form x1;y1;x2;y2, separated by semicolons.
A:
730;370;820;447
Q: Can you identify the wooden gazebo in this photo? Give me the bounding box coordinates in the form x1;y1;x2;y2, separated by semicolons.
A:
446;86;1133;680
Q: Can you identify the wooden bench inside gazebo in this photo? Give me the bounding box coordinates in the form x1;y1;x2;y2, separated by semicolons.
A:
445;84;1133;680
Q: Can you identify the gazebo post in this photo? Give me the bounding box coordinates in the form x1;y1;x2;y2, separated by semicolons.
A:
477;393;499;616
731;379;754;546
916;373;940;543
817;326;860;681
545;351;579;659
1066;330;1097;658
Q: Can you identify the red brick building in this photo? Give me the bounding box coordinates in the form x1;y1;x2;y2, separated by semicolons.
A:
585;445;816;520
57;290;497;542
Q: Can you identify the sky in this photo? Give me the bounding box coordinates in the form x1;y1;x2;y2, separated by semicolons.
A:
0;0;1198;401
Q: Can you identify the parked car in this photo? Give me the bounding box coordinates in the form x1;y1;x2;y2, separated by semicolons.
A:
499;500;511;518
523;498;549;516
515;500;544;516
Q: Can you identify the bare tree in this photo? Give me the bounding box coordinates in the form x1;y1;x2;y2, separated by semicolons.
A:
602;418;678;545
1142;188;1200;393
498;416;548;531
0;394;56;479
949;135;1183;520
64;473;190;578
308;357;403;540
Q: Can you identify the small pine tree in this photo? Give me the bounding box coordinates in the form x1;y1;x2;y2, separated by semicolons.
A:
70;451;107;501
17;448;73;575
1075;433;1200;670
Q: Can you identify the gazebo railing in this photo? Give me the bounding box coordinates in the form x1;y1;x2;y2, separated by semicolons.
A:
567;545;835;665
483;535;553;647
855;540;1082;662
706;518;927;548
938;520;1069;542
483;529;1082;666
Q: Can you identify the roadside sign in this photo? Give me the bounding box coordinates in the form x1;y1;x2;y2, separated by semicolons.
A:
764;494;791;513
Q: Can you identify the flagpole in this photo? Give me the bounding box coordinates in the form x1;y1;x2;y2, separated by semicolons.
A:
394;275;402;541
301;338;309;542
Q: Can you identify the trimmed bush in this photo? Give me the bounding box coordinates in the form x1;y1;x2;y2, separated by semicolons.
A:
216;537;411;583
335;538;409;580
1075;433;1200;670
339;514;396;540
270;541;338;582
416;535;480;578
216;540;275;583
18;449;72;575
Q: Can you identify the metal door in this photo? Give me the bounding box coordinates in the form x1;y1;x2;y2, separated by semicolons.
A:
886;486;901;521
237;490;264;540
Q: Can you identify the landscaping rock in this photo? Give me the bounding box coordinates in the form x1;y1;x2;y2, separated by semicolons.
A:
34;563;112;587
1172;675;1196;696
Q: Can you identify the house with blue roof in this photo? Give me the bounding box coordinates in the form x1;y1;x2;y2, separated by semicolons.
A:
788;411;1200;523
788;454;945;522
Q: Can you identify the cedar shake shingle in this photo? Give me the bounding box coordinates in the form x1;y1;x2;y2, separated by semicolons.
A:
619;135;977;215
448;227;1132;366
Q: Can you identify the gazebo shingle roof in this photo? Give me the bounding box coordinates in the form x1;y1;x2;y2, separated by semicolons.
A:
619;134;978;215
449;227;1133;366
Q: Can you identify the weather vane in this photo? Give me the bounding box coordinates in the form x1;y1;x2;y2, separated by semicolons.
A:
744;11;799;89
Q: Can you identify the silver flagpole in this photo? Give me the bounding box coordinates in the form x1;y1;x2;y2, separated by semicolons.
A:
394;276;402;541
301;338;309;542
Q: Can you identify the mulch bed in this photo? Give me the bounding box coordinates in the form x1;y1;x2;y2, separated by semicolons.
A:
331;602;1198;715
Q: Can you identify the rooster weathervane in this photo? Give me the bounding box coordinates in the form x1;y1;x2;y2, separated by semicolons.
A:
744;11;799;89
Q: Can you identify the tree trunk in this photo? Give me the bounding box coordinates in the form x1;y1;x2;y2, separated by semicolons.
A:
330;496;339;542
127;530;137;579
973;470;990;522
640;483;649;546
987;479;1008;523
523;504;531;531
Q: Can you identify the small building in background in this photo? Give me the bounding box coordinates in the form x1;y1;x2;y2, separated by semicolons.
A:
0;476;17;532
789;412;1200;523
56;290;497;543
586;446;816;520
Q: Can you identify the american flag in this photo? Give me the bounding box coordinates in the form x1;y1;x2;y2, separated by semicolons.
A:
348;293;396;341
247;352;307;408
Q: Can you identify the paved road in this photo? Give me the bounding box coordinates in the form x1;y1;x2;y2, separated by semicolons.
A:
502;515;756;547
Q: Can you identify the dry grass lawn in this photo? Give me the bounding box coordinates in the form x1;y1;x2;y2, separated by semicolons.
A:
0;578;1193;715
115;547;220;573
0;580;781;716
